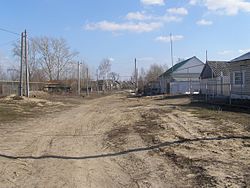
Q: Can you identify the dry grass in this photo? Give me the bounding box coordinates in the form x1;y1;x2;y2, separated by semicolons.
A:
0;92;114;124
0;95;75;123
0;99;59;123
186;103;250;132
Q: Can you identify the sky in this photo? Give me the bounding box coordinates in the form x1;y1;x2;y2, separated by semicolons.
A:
0;0;250;77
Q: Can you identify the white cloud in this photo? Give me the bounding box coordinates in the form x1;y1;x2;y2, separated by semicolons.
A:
218;50;233;55
155;35;184;42
196;19;213;25
125;11;184;23
218;49;250;55
137;57;155;61
189;0;198;5
85;2;188;34
126;12;151;21
160;15;182;22
140;0;165;6
205;0;250;15
85;21;162;33
167;8;188;15
85;9;185;33
194;0;250;15
239;49;250;54
109;57;115;62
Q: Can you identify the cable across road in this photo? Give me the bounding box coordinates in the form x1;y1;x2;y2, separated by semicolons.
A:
0;27;20;36
0;135;249;160
0;38;20;47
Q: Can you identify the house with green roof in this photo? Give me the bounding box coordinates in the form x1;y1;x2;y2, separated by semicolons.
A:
159;56;204;94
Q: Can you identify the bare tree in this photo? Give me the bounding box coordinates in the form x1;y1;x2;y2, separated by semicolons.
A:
0;64;7;80
98;58;111;79
109;72;120;82
13;36;78;81
35;37;55;81
51;38;78;80
145;63;165;82
7;67;19;81
138;67;146;90
13;38;40;81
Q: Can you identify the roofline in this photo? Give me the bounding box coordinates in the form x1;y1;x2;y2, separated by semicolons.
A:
159;56;203;78
230;59;250;63
207;60;228;63
200;61;231;79
230;52;250;62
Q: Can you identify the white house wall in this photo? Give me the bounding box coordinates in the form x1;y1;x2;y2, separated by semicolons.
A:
159;57;204;94
170;81;200;95
230;60;250;97
159;78;168;93
175;58;204;74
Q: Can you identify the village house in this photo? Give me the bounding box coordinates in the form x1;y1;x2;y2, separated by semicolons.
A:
159;56;204;95
229;52;250;99
95;79;121;92
200;61;230;97
43;81;71;93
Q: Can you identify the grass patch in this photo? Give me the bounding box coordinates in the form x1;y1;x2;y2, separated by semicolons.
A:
0;103;38;123
0;96;72;124
185;103;250;132
0;93;114;124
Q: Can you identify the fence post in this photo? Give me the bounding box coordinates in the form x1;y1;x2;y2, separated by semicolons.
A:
205;83;208;103
229;84;232;105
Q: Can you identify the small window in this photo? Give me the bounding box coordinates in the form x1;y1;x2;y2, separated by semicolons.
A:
233;71;245;85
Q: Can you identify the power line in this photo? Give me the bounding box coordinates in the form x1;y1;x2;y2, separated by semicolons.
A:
0;38;20;47
0;27;20;36
0;27;34;44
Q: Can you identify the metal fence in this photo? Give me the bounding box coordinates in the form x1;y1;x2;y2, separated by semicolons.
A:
170;81;200;95
0;80;45;96
199;80;250;107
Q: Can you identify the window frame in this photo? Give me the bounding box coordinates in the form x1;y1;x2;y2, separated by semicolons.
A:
233;71;245;86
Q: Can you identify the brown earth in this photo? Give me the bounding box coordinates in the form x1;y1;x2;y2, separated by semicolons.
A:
0;93;249;187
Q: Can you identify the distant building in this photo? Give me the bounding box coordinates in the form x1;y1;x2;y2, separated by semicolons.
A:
43;81;71;93
199;52;250;100
95;79;121;92
229;52;250;99
159;56;204;94
200;61;230;96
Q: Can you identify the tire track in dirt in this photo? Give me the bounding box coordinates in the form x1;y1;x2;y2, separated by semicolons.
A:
0;94;249;187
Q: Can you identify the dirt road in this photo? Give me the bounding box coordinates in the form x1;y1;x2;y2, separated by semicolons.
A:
0;93;249;187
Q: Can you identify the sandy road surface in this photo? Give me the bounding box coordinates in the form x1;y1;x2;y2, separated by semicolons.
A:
0;94;249;187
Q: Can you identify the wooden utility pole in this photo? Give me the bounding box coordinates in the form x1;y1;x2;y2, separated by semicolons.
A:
18;32;24;97
24;30;29;97
96;69;99;93
170;33;174;73
135;58;137;92
86;67;89;96
206;50;208;63
78;61;81;95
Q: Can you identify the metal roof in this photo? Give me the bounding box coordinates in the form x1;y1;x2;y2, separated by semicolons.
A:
159;56;196;77
231;52;250;62
208;61;230;77
200;61;230;79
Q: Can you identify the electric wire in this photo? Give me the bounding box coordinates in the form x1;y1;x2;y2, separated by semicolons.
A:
0;27;20;36
0;38;20;47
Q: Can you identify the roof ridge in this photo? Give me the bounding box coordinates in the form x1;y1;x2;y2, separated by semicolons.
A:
160;56;200;77
231;51;250;62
